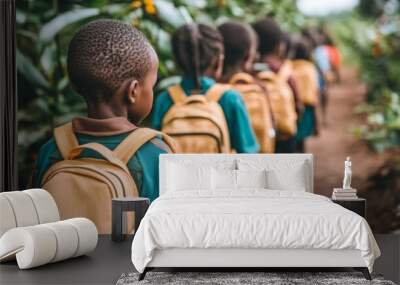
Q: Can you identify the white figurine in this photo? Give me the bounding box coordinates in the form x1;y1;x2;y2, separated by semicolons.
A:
342;156;352;189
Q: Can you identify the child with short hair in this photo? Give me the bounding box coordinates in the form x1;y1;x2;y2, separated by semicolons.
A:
152;23;259;153
292;38;321;152
252;17;302;153
218;21;275;153
32;19;172;202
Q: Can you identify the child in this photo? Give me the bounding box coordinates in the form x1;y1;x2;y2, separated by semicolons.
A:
252;17;302;153
302;27;330;125
218;21;275;153
32;19;172;202
324;34;341;82
152;23;259;153
218;21;258;83
292;38;321;152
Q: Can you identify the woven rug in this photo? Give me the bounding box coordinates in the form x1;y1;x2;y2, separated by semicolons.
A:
116;271;395;285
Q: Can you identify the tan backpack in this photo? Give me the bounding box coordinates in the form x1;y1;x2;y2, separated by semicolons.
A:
292;60;319;106
257;61;297;137
229;72;275;153
41;123;177;234
161;84;231;153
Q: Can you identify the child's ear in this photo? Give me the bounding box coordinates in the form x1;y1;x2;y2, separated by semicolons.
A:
277;42;286;58
127;79;140;104
243;51;252;72
244;49;252;63
213;53;224;79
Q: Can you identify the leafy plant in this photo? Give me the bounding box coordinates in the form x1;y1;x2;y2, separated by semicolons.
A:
332;3;400;152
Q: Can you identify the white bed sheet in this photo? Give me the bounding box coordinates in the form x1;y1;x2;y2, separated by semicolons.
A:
131;190;380;273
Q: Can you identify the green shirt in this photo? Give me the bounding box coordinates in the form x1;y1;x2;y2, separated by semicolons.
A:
32;131;169;202
152;76;259;153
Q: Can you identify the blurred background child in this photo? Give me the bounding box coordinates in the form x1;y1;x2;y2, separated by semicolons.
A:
218;21;275;153
252;17;302;153
291;37;321;152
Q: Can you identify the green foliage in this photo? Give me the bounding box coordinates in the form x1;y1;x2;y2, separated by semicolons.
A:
358;0;400;18
358;17;400;151
16;0;302;186
332;5;400;152
355;90;400;152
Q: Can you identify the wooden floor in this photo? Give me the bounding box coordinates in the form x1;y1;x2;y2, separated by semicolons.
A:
0;235;398;285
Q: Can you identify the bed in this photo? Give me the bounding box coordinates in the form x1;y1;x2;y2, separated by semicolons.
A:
131;154;380;280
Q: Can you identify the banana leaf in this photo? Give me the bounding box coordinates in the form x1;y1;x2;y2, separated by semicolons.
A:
17;49;50;90
39;8;100;43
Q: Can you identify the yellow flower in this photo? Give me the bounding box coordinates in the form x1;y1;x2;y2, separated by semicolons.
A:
145;3;157;15
129;0;142;10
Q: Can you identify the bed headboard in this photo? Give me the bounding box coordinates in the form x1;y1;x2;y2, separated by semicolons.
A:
159;154;314;195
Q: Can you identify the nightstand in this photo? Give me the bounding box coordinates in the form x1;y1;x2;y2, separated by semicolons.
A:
112;197;150;242
332;198;366;218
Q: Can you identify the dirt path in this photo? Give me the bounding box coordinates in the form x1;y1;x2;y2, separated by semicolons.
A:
306;68;389;197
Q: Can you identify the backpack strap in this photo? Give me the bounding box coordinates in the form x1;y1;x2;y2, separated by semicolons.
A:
168;85;187;104
54;122;79;160
230;73;264;94
158;133;180;153
205;83;230;102
229;73;254;85
257;70;277;81
277;60;293;81
68;143;130;174
113;128;178;164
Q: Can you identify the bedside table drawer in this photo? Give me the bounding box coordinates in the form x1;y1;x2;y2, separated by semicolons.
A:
332;198;366;218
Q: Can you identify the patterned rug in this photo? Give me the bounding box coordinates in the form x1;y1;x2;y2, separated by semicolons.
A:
117;271;396;285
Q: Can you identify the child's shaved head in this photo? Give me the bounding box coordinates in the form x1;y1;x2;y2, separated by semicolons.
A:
67;19;155;102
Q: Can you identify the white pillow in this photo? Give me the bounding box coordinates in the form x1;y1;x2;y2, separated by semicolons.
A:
167;163;212;191
212;168;237;190
237;159;309;191
236;169;268;189
166;158;236;170
266;168;306;191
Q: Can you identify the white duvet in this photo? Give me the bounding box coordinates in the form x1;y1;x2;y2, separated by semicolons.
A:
131;190;380;273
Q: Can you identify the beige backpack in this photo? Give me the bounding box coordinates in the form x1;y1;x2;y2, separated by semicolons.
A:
161;84;231;153
257;61;297;137
292;60;319;106
229;72;275;153
41;123;177;234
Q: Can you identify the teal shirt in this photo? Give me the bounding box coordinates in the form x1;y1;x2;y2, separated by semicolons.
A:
296;106;316;141
32;132;169;202
152;77;259;153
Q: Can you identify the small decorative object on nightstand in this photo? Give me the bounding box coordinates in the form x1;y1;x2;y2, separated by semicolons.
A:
332;157;366;217
332;157;358;200
112;197;150;242
332;198;366;218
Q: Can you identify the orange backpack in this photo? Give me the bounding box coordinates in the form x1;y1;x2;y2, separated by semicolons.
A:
291;60;319;106
41;123;177;234
257;61;297;137
161;84;231;153
229;72;275;153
